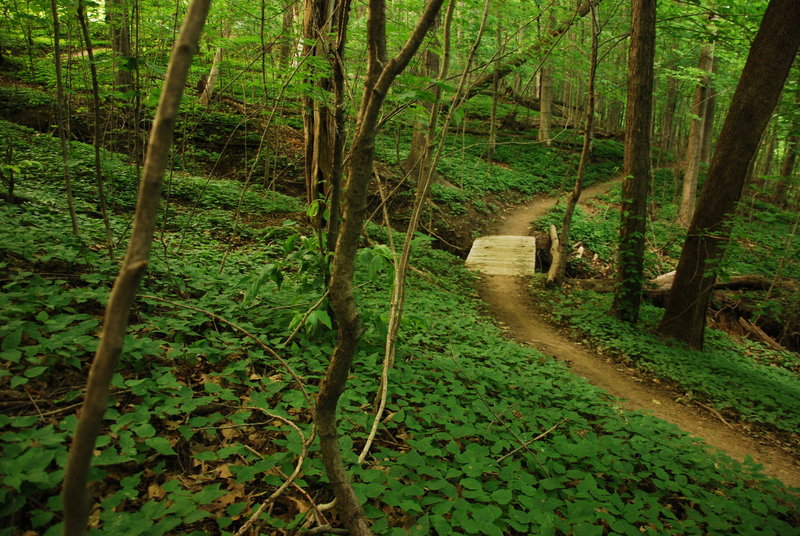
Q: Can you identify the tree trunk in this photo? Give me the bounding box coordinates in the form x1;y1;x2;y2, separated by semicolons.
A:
773;132;798;208
199;20;233;105
61;1;210;533
547;5;598;287
77;0;115;259
772;82;799;208
360;0;462;462
316;1;444;533
487;17;500;161
537;11;557;146
278;0;296;70
658;75;678;158
658;0;800;349
107;0;133;92
699;51;717;164
678;45;713;227
610;0;655;324
302;0;351;241
403;21;440;185
49;0;80;240
463;0;601;103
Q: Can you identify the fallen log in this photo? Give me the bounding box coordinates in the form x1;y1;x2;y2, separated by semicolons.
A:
572;272;792;295
647;271;775;295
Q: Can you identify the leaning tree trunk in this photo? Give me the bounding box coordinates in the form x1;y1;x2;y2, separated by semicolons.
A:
658;0;800;349
315;1;444;534
610;0;655;324
61;2;210;534
463;0;601;102
678;44;713;227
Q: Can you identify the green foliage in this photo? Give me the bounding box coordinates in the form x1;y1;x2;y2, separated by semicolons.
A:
0;86;54;115
545;288;800;434
376;127;622;216
536;202;618;261
4;138;798;533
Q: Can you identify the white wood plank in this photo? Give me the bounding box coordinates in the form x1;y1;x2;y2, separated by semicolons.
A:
465;235;536;276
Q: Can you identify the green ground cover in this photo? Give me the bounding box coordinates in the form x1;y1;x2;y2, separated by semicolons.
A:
0;119;798;535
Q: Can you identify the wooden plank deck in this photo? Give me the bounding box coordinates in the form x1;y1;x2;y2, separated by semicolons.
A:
465;235;537;276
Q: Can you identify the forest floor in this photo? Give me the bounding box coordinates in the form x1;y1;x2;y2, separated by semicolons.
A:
474;177;800;488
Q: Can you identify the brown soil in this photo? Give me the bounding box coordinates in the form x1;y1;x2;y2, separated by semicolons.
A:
478;178;800;488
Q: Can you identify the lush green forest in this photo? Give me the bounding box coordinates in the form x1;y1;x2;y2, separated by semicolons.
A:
0;0;799;534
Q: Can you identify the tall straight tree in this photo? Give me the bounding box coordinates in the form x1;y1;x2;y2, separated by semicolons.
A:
610;0;655;323
107;0;133;91
678;44;714;226
537;9;557;146
773;79;799;208
658;0;800;349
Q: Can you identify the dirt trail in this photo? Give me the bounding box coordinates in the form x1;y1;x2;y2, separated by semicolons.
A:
477;179;800;488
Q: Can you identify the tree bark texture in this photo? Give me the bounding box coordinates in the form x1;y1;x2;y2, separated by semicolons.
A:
678;45;714;227
610;0;655;323
61;1;210;533
107;0;134;91
547;6;597;287
199;19;233;105
77;0;115;259
49;0;80;240
537;10;556;146
658;75;678;157
699;51;717;165
658;0;800;349
773;83;799;208
315;2;444;534
773;132;798;208
302;0;351;246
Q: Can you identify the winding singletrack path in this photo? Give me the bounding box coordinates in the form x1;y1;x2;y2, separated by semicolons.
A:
474;179;800;488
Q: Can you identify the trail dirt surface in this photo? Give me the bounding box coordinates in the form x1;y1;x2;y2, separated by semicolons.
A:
474;179;800;488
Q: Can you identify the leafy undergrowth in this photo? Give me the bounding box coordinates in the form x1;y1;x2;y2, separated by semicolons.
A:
2;123;800;535
375;124;622;216
543;287;800;439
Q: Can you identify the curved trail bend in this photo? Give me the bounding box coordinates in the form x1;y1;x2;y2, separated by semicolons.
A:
476;179;800;488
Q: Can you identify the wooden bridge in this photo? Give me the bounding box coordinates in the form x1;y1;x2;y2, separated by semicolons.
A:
465;235;537;276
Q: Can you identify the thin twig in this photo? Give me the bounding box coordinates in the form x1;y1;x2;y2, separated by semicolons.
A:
234;407;312;536
306;526;350;535
446;344;550;475
24;389;132;418
282;290;330;347
140;294;312;409
497;418;567;462
695;401;735;430
241;443;328;529
357;178;399;465
25;388;44;419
